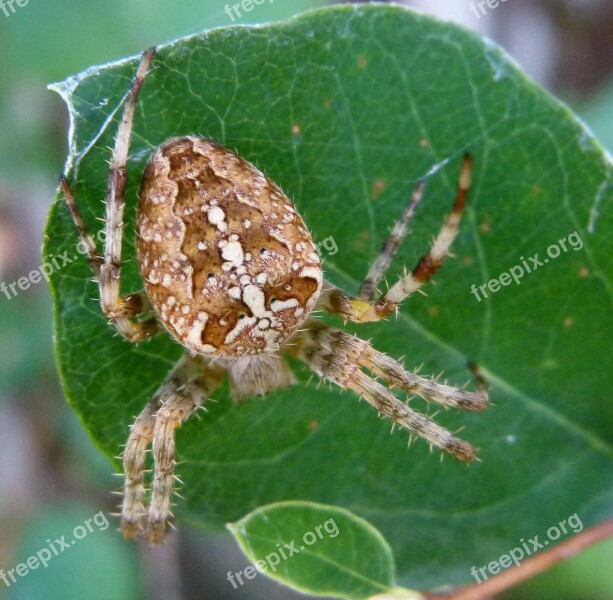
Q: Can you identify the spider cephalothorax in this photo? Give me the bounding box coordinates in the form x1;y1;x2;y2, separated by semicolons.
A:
60;48;488;543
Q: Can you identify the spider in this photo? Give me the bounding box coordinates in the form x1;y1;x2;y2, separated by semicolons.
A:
59;48;489;543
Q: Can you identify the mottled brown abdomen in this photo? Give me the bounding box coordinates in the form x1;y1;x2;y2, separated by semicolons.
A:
137;136;322;357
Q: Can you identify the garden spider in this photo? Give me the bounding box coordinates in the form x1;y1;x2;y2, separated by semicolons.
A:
59;48;488;543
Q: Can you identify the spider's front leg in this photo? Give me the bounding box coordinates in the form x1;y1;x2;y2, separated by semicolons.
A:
60;178;158;341
318;154;472;323
121;353;223;543
289;319;488;461
59;48;158;342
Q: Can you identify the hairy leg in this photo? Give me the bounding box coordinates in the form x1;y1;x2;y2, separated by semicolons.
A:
147;355;223;543
120;352;223;542
59;48;158;341
358;179;425;302
60;178;158;341
289;319;488;462
121;398;158;540
319;154;472;323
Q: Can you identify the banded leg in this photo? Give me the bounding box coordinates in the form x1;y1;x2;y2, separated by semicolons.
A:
358;179;425;302
319;154;472;323
147;355;223;543
121;398;158;540
121;353;199;538
290;319;488;462
120;353;222;542
59;48;158;341
60;178;158;341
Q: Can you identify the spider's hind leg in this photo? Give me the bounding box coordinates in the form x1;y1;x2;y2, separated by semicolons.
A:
289;319;488;462
121;399;158;540
120;353;223;543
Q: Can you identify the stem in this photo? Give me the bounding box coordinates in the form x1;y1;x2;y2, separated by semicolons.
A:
424;517;613;600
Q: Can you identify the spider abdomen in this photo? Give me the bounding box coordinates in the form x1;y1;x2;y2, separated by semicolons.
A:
137;136;322;357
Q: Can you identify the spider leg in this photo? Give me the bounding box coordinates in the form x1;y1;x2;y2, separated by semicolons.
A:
60;178;157;341
120;352;222;542
59;48;158;342
289;319;487;462
358;179;425;302
147;355;223;544
58;178;104;279
121;398;158;540
318;154;472;323
363;347;488;412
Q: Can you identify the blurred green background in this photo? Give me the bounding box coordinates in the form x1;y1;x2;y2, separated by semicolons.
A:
0;1;611;599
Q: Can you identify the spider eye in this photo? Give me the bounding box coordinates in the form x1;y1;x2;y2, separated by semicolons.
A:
270;297;277;303
207;273;215;279
259;248;266;255
238;314;246;319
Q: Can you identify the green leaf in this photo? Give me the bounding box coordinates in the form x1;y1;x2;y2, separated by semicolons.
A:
45;3;613;594
227;501;397;599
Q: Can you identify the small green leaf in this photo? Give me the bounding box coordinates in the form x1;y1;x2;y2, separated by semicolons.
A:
227;501;396;599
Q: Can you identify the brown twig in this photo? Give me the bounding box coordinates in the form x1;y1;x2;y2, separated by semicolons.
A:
423;517;613;600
